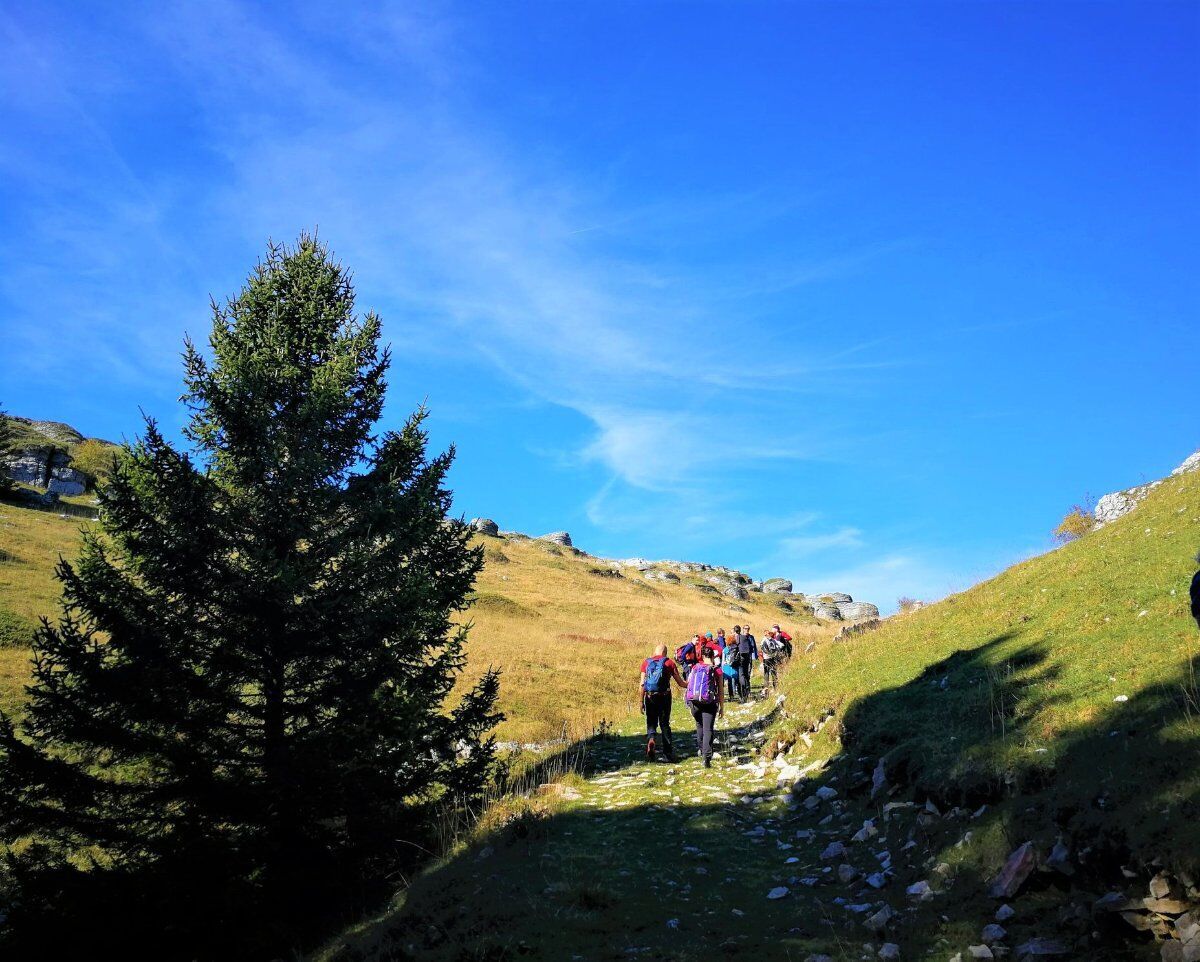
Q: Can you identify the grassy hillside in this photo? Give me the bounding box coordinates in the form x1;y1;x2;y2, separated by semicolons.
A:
319;466;1198;962
769;466;1200;872
0;501;833;740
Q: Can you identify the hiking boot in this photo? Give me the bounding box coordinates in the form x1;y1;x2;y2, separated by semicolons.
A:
703;757;712;769
645;736;656;761
664;751;677;763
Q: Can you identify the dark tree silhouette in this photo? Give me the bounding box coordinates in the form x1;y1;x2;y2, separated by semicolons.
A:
0;235;502;957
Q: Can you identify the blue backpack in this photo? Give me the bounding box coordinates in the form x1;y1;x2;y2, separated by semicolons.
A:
644;656;669;694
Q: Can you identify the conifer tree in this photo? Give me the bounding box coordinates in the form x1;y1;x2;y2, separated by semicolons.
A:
0;236;502;956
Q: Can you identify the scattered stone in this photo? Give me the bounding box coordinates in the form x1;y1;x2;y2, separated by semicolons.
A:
821;842;847;860
767;886;790;900
864;904;893;932
967;946;994;960
906;880;932;900
666;918;680;930
1045;840;1074;876
865;872;887;889
871;758;887;798
981;923;1007;944
1151;873;1173;899
988;841;1037;898
838;863;858;884
996;904;1015;922
878;943;900;960
816;785;839;801
1145;897;1190;915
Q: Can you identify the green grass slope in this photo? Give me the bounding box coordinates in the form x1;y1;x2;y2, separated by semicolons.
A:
772;466;1200;872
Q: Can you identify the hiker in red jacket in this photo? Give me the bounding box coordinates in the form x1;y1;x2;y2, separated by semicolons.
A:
685;646;725;768
639;644;686;762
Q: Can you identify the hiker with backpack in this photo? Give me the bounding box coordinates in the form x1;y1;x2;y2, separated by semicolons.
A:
675;635;702;680
639;644;686;762
760;629;786;692
772;623;793;659
684;647;724;768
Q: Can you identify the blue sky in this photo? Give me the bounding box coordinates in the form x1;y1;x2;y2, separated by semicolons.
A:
1;2;1197;612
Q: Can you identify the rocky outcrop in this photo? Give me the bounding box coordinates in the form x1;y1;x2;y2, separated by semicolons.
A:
812;603;842;622
762;578;793;594
1094;447;1200;528
468;518;500;536
538;531;573;547
644;570;680;583
837;601;879;621
5;447;87;496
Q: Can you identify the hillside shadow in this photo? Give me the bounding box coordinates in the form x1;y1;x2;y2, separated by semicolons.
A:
317;649;1200;961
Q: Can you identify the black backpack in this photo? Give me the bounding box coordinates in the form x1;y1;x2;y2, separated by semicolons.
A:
727;646;743;669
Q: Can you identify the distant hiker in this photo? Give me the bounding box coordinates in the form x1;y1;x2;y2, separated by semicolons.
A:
722;655;738;701
760;629;786;692
736;626;758;701
715;627;728;651
685;647;724;768
640;645;686;762
675;635;701;680
772;623;793;659
728;625;746;699
701;630;721;660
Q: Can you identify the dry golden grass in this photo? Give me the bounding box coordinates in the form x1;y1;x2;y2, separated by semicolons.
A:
0;503;91;717
459;536;832;740
0;502;835;740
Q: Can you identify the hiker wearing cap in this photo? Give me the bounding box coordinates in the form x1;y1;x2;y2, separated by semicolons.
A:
684;646;724;768
700;630;722;661
639;644;686;762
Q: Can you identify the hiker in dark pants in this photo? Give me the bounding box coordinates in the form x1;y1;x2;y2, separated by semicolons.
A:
685;648;725;768
639;644;686;762
737;627;758;701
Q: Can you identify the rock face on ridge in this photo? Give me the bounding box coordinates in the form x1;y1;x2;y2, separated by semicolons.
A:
1094;447;1200;527
5;448;87;495
762;578;793;594
468;518;500;536
538;531;573;547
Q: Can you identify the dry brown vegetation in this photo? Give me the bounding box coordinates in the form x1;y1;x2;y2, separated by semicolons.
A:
0;503;835;740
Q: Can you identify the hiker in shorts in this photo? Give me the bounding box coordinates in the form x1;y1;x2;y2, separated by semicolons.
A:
684;647;724;768
737;626;758;700
639;644;686;762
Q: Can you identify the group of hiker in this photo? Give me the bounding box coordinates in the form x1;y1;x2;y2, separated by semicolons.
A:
638;624;793;766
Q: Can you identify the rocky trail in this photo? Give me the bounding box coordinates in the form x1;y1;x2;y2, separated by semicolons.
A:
353;685;1165;962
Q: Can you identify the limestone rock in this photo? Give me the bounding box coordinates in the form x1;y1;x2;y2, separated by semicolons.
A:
837;601;880;621
767;886;789;900
988;842;1037;898
878;944;900;960
762;578;793;594
1094;447;1200;527
538;531;573;547
812;603;842;622
981;923;1007;944
645;570;681;583
468;518;500;536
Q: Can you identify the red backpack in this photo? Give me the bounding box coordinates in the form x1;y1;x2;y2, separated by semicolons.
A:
675;641;699;665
